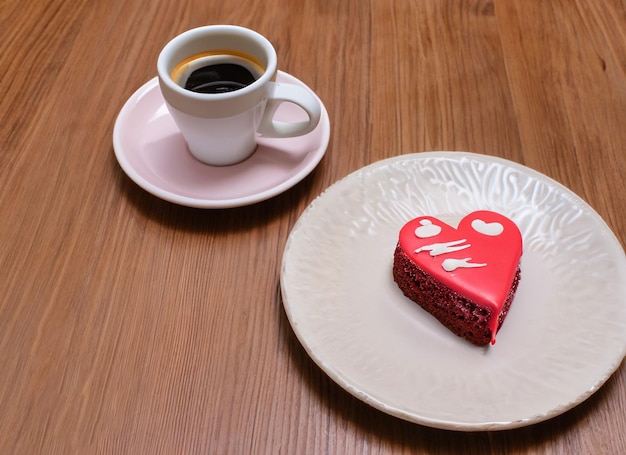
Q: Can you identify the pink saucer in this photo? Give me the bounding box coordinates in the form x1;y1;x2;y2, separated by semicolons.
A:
113;71;330;208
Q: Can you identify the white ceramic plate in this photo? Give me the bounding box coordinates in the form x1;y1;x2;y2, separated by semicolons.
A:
281;152;626;431
113;72;330;208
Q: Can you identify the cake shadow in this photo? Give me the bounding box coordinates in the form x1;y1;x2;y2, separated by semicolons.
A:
275;281;623;452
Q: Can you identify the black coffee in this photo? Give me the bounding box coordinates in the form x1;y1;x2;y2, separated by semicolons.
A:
184;63;256;94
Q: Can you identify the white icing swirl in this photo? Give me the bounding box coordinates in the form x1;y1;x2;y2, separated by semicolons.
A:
414;239;470;256
441;258;487;272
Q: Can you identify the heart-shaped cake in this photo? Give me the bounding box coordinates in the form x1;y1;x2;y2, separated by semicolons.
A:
392;210;523;345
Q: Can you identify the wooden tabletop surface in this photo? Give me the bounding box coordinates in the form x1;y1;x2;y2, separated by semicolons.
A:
2;0;625;453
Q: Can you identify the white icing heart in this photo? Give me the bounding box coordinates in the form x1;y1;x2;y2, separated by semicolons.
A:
414;219;442;238
471;219;504;236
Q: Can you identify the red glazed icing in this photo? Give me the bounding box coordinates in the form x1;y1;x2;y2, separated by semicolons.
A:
398;211;523;343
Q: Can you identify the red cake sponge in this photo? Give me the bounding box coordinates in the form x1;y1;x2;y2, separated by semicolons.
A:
392;211;523;346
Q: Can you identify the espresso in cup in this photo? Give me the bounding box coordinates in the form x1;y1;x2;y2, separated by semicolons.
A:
171;50;265;94
158;25;321;166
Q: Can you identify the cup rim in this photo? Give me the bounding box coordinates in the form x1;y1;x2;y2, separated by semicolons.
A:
157;25;277;101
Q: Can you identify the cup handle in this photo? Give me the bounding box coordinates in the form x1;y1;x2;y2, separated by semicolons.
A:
257;82;321;138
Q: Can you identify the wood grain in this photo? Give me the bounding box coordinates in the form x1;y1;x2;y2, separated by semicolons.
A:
1;0;625;453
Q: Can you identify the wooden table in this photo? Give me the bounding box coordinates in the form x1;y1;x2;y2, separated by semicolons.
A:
2;0;625;453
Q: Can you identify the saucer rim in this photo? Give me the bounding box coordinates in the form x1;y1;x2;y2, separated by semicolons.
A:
112;71;330;208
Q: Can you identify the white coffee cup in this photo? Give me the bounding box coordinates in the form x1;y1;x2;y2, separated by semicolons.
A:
158;25;322;166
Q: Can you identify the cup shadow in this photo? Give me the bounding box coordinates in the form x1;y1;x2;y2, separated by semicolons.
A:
111;147;324;235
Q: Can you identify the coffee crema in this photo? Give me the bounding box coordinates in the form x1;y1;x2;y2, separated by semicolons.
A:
171;50;265;94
